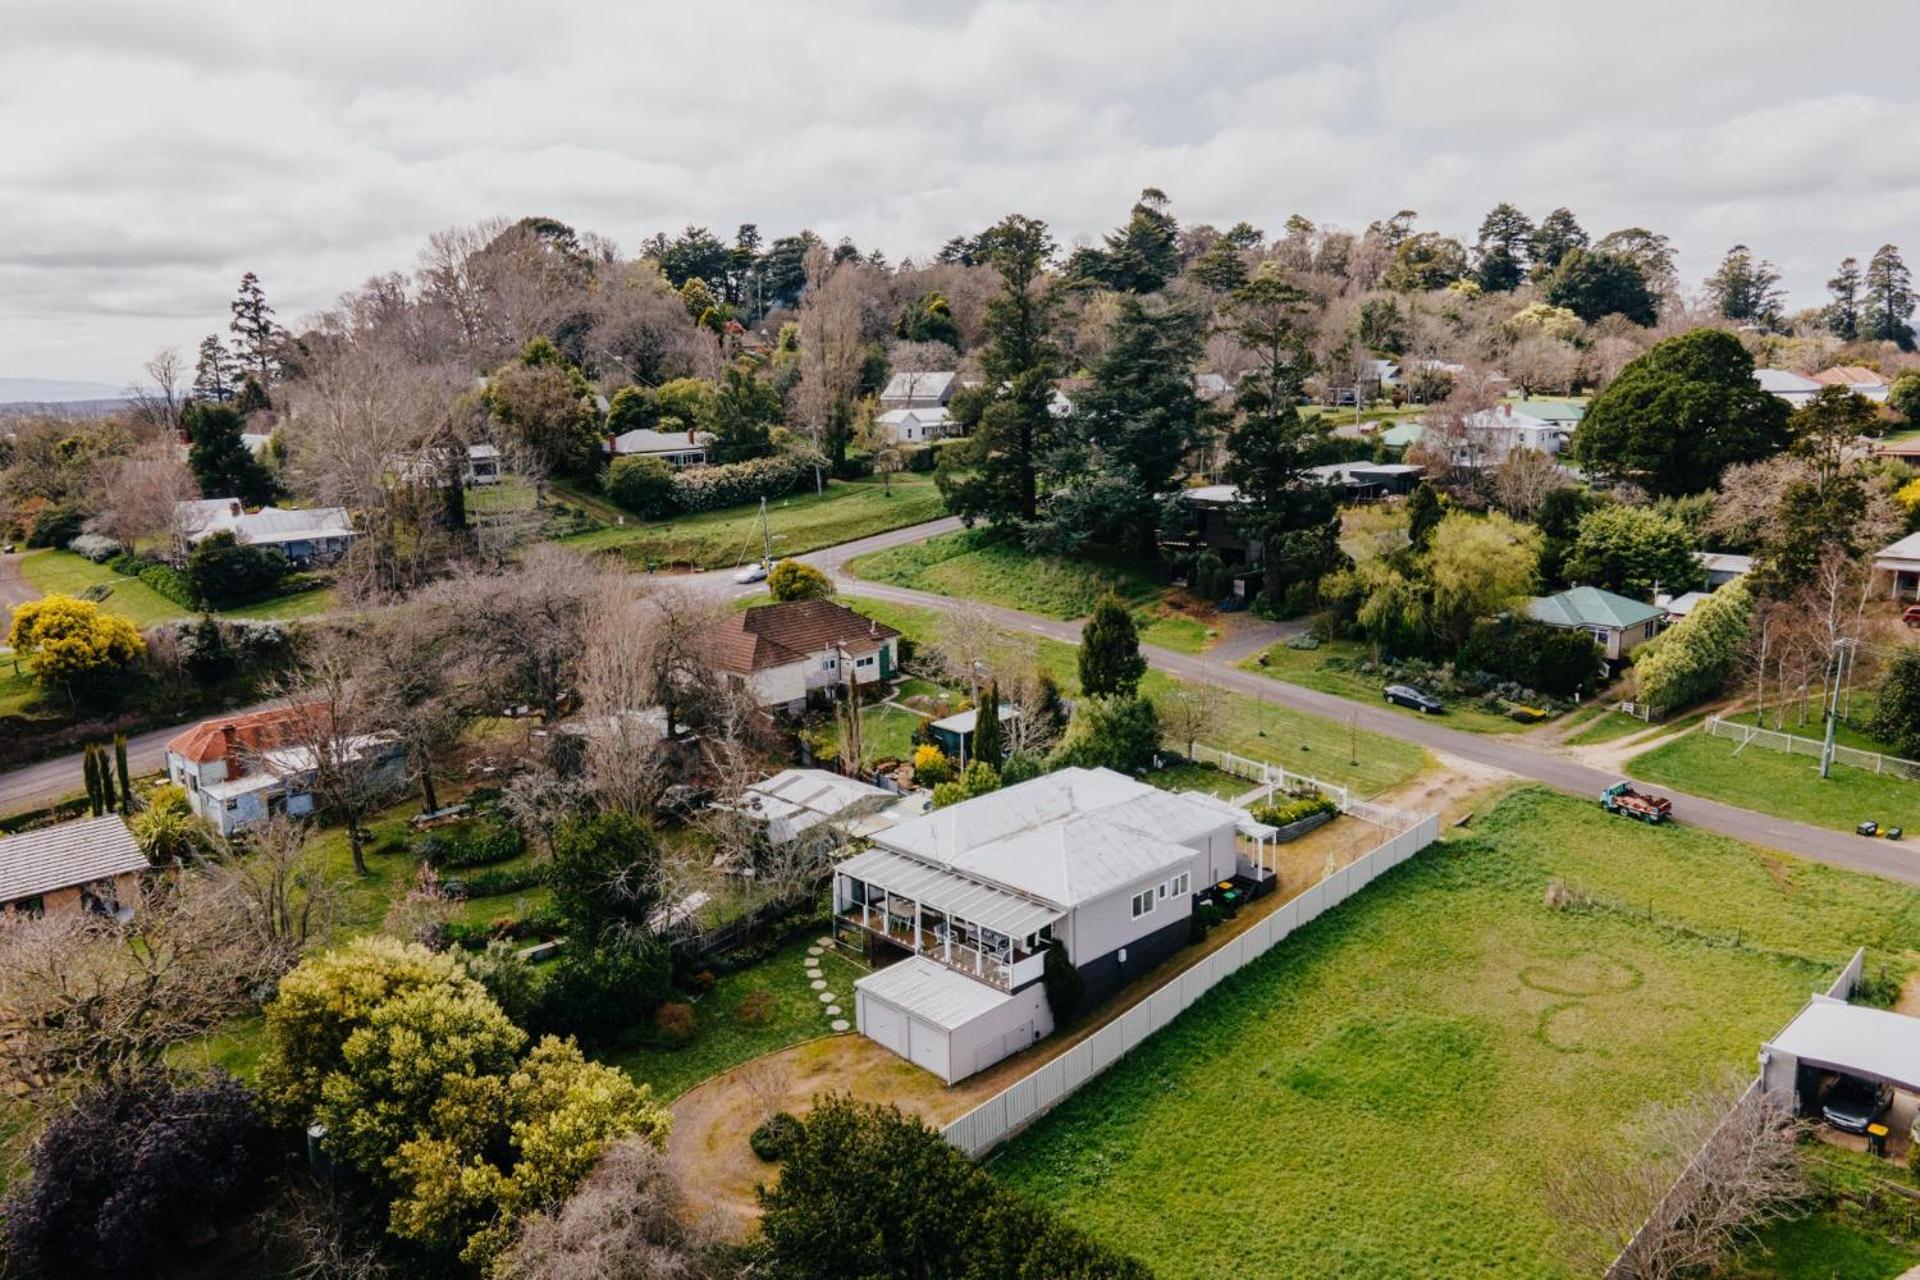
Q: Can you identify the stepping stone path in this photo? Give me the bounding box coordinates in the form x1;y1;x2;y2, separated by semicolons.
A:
818;991;836;1003
831;1019;850;1032
806;946;823;957
810;979;826;990
826;1005;841;1017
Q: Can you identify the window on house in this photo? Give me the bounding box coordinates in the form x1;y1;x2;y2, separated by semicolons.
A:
857;656;874;668
224;798;239;812
1173;873;1191;896
1158;883;1168;899
1131;889;1155;918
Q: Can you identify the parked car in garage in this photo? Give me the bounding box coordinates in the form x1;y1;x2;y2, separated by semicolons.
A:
1384;684;1444;714
1822;1074;1893;1134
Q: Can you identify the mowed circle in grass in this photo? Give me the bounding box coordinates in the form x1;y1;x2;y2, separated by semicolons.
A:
1519;951;1644;997
1277;1013;1486;1120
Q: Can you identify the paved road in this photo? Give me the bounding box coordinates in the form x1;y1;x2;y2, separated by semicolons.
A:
4;511;1917;888
0;548;37;637
814;544;1920;889
0;698;283;816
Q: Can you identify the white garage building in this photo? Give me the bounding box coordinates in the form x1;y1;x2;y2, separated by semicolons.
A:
855;955;1052;1085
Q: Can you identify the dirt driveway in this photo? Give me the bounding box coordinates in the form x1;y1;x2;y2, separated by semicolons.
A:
665;810;1402;1237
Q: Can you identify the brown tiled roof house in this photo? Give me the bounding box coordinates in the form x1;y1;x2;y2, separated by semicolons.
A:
697;600;902;711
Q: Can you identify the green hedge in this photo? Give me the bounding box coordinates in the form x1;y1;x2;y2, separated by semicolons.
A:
414;820;525;870
138;562;197;608
669;451;818;513
1459;616;1602;699
445;866;547;899
1632;581;1752;713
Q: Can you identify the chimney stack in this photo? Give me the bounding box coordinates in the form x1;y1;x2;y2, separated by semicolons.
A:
1501;402;1511;417
607;433;618;455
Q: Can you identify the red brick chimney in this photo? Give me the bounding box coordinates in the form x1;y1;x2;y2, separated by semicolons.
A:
1501;402;1511;417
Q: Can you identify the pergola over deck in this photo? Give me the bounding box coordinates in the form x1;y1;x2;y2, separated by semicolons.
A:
834;846;1062;990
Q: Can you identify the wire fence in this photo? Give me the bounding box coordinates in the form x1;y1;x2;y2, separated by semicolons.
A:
1703;716;1920;782
938;807;1440;1159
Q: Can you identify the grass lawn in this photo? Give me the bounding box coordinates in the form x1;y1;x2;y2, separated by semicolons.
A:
1723;700;1909;761
1242;636;1554;735
564;473;948;569
812;698;928;766
842;594;1428;797
989;788;1920;1279
604;932;869;1101
1135;610;1215;655
1629;730;1920;834
1725;1149;1920;1279
848;526;1159;620
18;549;339;626
1141;761;1251;800
19;549;188;627
1565;709;1658;747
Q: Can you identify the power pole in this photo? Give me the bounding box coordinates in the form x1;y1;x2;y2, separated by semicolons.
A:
759;498;773;570
1819;639;1851;779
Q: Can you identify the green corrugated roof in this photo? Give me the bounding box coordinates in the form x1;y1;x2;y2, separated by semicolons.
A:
1508;398;1585;423
1526;586;1664;631
1378;422;1424;448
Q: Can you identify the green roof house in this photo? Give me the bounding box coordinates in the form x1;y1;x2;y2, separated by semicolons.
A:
1526;586;1665;661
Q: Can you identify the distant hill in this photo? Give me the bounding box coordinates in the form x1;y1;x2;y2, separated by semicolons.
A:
0;376;130;404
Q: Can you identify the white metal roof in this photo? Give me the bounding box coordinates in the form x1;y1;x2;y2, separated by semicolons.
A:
929;703;1018;735
1766;999;1920;1092
838;845;1063;939
868;767;1241;908
1662;591;1710;618
1697;551;1753;575
1755;368;1822;394
0;815;148;904
856;955;1019;1030
880;370;956;404
608;428;713;455
1877;531;1920;569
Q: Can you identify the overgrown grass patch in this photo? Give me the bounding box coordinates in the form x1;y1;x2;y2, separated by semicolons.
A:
1244;635;1560;735
565;473;947;568
848;527;1158;619
1630;730;1920;835
1566;709;1657;746
990;788;1913;1279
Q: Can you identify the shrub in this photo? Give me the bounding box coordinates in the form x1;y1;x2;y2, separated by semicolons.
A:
1048;693;1160;774
931;760;1000;809
911;743;952;786
768;558;834;602
737;989;776;1026
186;530;289;607
0;1073;272;1279
67;533;120;563
1253;792;1339;828
1041;938;1082;1023
686;969;718;995
653;1001;696;1044
106;551;150;577
999;751;1043;785
535;940;673;1041
1460;616;1603;699
414;819;526;870
750;1111;804;1162
26;505;84;549
446;865;547;899
5;596;144;687
604;454;677;519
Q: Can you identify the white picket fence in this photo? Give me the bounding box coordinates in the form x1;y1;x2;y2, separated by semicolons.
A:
1703;716;1920;782
1182;741;1353;811
939;808;1441;1159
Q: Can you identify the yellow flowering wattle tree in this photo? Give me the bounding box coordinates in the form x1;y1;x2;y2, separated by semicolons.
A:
6;595;144;687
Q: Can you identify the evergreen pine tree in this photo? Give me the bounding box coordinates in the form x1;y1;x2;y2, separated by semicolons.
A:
191;335;238;403
228;271;281;385
184;402;276;506
1406;483;1443;550
83;745;103;817
1079;595;1146;699
1826;256;1863;340
1865;244;1916;351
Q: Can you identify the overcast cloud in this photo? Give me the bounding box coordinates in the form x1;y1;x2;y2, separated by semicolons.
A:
6;0;1920;384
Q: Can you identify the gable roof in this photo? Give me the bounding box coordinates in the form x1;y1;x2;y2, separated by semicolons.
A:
880;371;956;403
166;704;308;767
1527;586;1665;631
1755;368;1822;394
608;428;713;455
1813;366;1887;387
0;815;147;904
699;600;900;675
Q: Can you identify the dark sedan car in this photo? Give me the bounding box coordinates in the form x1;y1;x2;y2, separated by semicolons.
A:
1384;684;1444;714
1821;1075;1893;1134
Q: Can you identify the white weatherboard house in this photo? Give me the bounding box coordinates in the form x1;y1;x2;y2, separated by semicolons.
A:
176;498;356;567
1755;367;1823;407
835;767;1276;1084
605;427;714;468
166;706;405;835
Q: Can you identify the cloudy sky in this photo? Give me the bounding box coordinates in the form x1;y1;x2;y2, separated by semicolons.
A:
6;0;1920;387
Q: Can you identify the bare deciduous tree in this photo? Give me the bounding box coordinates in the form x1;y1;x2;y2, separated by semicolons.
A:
1156;682;1226;757
1549;1077;1805;1280
129;347;187;439
382;861;457;949
89;442;198;554
210;816;339;969
1491;446;1564;521
0;874;285;1097
495;1137;719;1280
270;642;395;877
